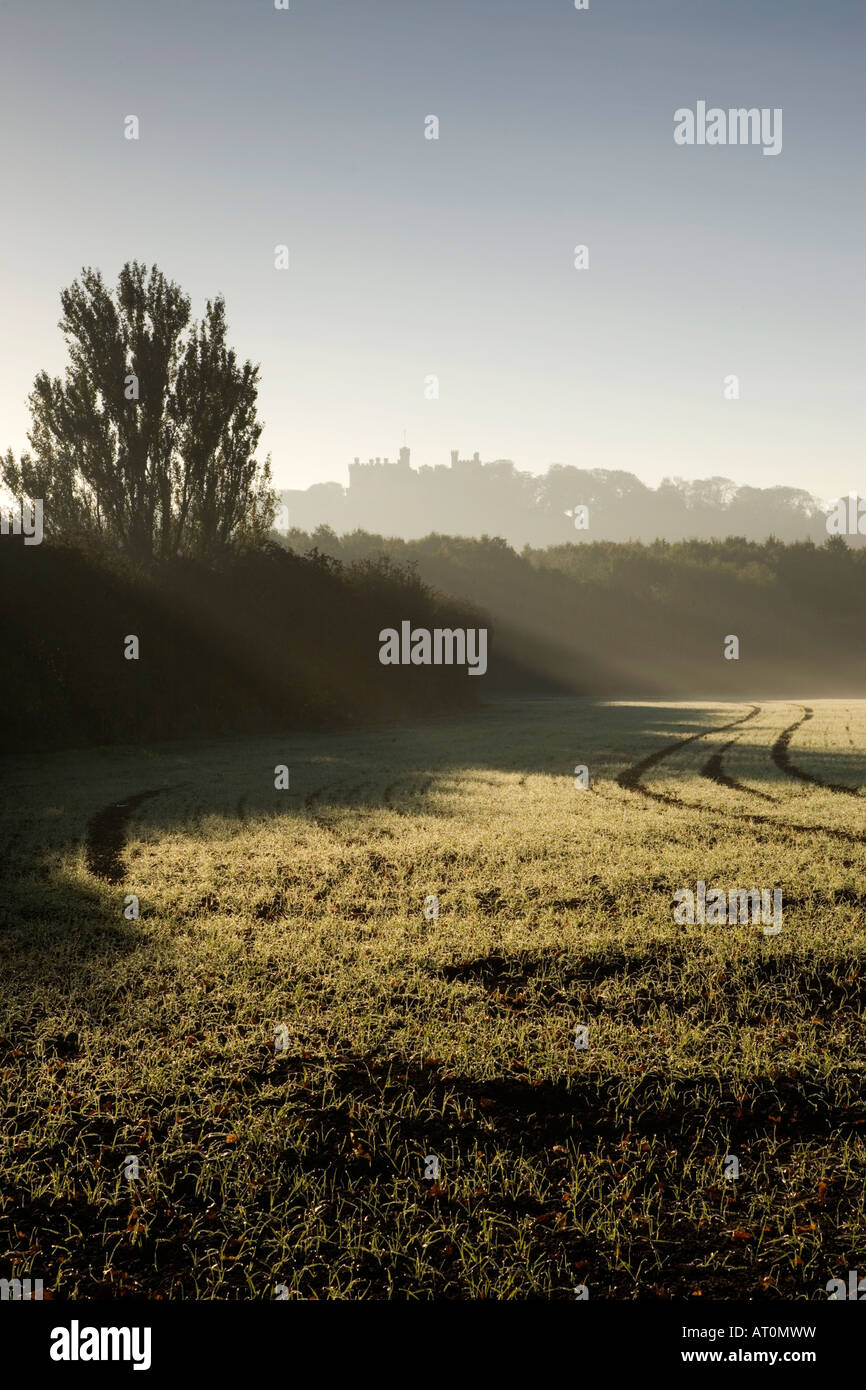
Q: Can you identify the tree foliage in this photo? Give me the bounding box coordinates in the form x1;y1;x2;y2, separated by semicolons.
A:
2;262;275;561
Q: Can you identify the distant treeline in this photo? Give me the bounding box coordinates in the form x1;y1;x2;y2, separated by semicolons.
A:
6;263;859;747
282;528;866;697
0;542;482;752
6;527;864;757
281;460;844;549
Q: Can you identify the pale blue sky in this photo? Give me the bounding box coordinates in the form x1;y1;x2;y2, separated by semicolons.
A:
0;0;862;497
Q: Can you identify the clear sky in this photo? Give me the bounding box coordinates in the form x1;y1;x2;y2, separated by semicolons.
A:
0;0;862;498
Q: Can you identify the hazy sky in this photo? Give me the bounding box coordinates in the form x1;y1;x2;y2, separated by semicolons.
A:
1;0;862;498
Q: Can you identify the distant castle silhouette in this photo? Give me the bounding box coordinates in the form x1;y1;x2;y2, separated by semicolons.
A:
279;446;839;547
281;446;527;540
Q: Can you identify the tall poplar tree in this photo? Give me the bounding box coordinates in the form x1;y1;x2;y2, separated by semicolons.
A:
1;261;275;561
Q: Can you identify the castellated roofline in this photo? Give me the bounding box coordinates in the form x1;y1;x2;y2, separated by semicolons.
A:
347;446;485;476
350;445;414;472
450;449;482;469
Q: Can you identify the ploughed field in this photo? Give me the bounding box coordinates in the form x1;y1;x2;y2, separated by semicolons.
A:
1;698;864;1299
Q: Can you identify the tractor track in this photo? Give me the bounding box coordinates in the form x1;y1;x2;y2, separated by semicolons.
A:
621;792;864;848
305;772;435;840
85;786;175;883
383;773;433;812
771;705;863;797
701;735;779;804
616;704;761;801
304;781;353;833
613;703;864;847
305;778;400;833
